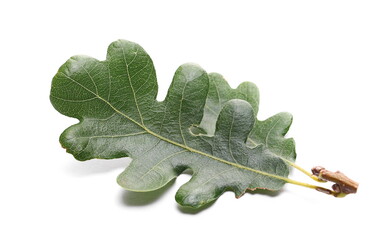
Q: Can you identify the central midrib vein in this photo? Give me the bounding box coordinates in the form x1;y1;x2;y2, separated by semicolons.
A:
96;95;312;187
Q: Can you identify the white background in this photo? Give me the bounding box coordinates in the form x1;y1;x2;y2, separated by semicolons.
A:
1;0;385;239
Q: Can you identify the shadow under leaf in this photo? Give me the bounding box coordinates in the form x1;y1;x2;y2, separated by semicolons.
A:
178;188;283;214
246;188;283;197
177;200;216;214
66;157;132;176
120;179;176;206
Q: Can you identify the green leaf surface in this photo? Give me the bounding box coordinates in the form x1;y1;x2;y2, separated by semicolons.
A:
50;40;295;208
193;72;259;137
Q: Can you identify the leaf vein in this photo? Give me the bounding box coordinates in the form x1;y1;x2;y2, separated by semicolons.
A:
179;81;188;146
73;131;148;140
265;118;281;147
228;114;239;164
140;150;188;180
119;42;144;125
81;65;99;95
50;95;98;103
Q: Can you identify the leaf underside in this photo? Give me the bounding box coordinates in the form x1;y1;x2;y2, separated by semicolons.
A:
50;40;296;208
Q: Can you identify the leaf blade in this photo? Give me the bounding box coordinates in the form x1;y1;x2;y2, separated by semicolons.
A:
51;40;296;208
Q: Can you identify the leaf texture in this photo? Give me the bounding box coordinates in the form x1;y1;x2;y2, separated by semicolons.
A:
50;40;295;208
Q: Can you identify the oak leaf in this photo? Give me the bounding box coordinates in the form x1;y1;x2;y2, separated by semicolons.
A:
50;40;296;208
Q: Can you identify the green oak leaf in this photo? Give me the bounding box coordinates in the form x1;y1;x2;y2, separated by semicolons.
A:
50;39;295;208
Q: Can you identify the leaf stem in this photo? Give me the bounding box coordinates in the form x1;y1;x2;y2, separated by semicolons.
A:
280;157;325;182
283;178;336;195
